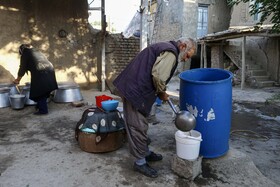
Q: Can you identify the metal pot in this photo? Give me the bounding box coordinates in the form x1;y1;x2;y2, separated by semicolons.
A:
167;98;196;132
0;87;11;108
25;82;31;87
0;83;20;95
53;84;83;103
9;94;26;110
21;86;37;105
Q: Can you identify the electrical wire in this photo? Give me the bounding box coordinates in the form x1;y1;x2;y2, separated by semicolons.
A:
89;0;95;5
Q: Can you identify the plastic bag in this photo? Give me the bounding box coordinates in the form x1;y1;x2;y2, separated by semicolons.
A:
122;11;141;38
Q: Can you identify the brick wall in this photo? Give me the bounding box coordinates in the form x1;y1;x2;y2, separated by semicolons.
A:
105;34;140;91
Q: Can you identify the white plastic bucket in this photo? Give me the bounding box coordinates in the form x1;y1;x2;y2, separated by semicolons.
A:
175;130;202;161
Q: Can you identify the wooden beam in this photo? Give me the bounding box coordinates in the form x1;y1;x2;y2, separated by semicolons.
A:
200;43;204;68
200;32;280;43
241;36;246;90
203;43;207;68
101;0;106;91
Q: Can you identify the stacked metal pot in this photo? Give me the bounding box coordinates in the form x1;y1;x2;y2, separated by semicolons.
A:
0;83;25;109
0;82;84;110
21;83;37;105
53;83;83;103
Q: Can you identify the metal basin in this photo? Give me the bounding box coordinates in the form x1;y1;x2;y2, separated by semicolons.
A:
53;84;83;103
0;87;11;108
0;83;20;95
9;94;26;110
21;86;37;105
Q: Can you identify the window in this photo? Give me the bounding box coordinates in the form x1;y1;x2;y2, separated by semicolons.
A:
250;1;261;21
197;5;208;38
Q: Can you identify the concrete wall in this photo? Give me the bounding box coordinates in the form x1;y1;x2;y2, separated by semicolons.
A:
206;0;231;33
0;0;142;91
0;0;99;88
151;0;183;43
151;0;230;43
230;2;272;27
255;37;280;82
184;0;231;38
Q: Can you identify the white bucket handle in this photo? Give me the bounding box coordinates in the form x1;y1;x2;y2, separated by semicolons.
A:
184;135;202;142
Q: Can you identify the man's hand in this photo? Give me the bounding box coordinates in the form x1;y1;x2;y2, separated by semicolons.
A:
157;92;169;101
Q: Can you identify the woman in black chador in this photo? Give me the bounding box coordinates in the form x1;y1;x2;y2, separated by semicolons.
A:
13;44;58;115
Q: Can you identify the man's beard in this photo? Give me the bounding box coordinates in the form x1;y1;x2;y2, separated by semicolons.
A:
178;51;185;62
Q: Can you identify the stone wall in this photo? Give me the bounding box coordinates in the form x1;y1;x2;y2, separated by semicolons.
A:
229;2;272;27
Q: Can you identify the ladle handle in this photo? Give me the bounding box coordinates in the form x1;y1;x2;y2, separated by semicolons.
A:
167;98;178;114
14;84;20;94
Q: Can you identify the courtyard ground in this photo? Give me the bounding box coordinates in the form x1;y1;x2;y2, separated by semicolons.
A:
0;79;280;187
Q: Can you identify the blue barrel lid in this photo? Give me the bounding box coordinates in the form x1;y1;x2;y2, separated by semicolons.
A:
179;68;233;84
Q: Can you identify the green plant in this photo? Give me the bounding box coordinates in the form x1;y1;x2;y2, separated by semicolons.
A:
227;0;280;33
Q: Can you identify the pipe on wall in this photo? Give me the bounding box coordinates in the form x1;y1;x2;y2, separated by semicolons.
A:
277;39;280;84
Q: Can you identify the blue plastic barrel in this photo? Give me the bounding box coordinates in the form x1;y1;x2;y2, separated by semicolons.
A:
179;68;233;158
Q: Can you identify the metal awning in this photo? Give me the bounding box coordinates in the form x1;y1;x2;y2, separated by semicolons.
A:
199;25;280;43
198;26;280;90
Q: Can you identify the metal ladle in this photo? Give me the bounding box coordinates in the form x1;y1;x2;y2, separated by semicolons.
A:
167;98;196;132
13;84;20;94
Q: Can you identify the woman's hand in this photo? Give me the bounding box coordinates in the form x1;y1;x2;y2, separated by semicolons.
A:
13;77;21;84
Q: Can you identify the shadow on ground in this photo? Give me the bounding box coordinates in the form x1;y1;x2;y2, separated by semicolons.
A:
0;90;279;187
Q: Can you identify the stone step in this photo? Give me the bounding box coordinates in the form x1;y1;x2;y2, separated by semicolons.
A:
251;75;270;81
246;64;262;70
245;59;255;64
224;49;275;89
248;69;267;76
258;81;275;88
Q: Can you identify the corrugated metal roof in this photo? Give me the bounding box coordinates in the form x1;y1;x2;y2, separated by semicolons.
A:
198;25;280;42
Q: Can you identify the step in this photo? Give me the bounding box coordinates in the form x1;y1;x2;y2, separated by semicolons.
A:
248;69;267;76
246;64;262;70
258;81;275;88
245;59;255;64
251;75;270;81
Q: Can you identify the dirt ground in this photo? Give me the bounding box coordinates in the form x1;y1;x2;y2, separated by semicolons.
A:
0;86;280;187
230;102;280;184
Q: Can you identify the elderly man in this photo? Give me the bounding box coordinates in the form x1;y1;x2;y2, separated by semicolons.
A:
113;37;197;178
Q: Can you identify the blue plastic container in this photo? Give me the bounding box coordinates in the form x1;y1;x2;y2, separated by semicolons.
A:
155;97;162;106
179;68;233;158
101;100;119;111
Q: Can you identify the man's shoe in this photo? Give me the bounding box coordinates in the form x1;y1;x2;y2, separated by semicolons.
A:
33;111;48;115
145;151;163;162
133;163;158;178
